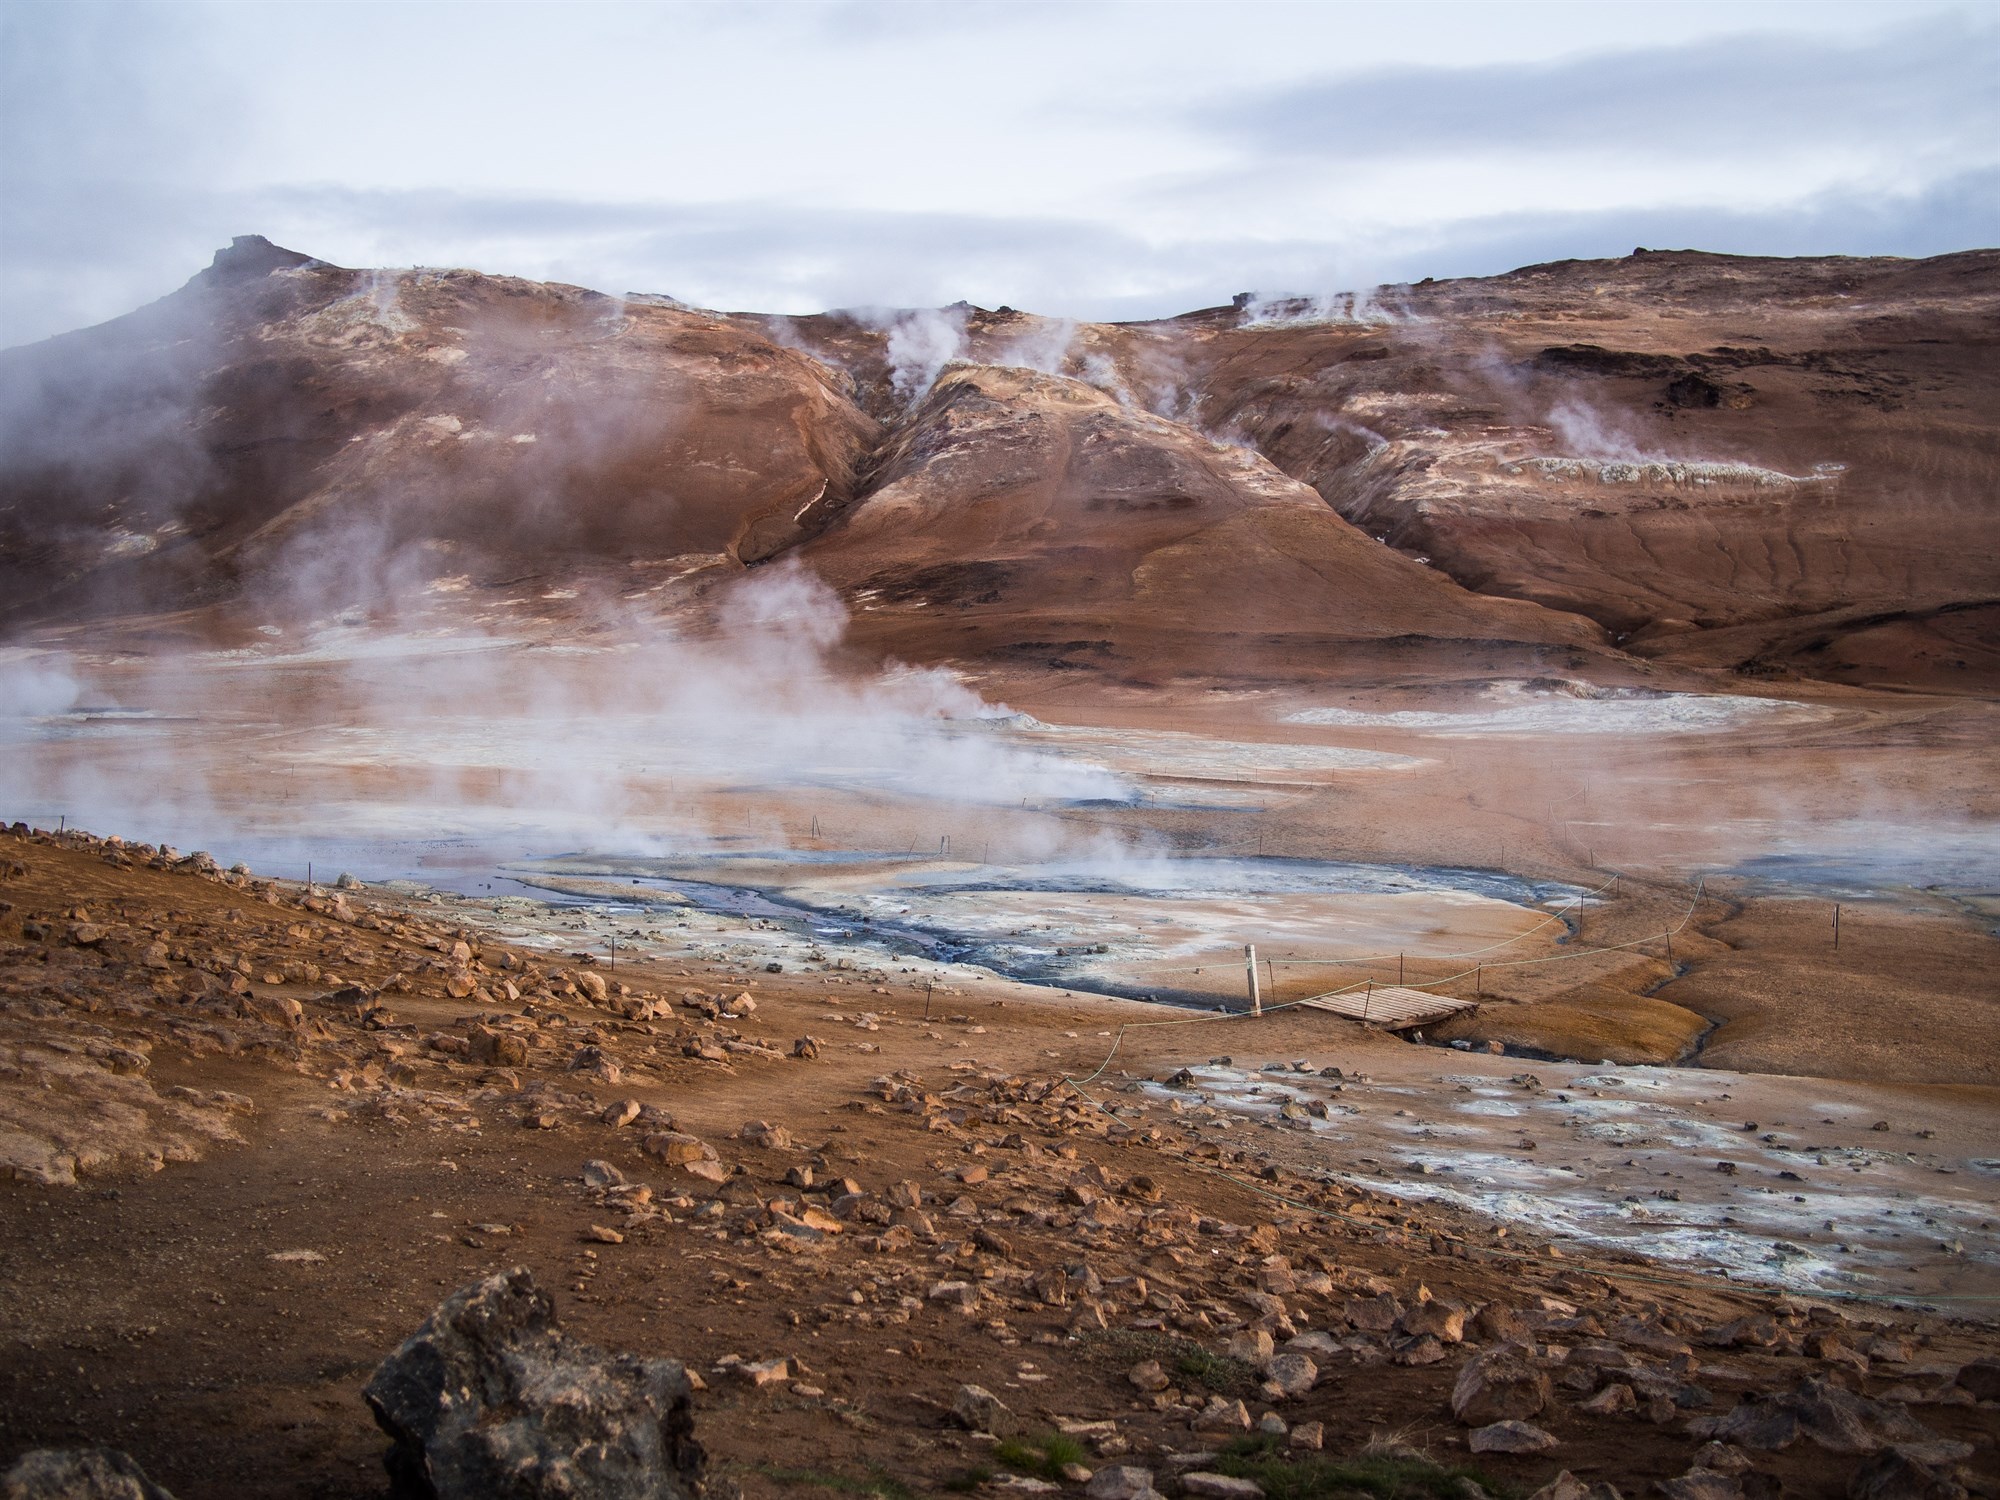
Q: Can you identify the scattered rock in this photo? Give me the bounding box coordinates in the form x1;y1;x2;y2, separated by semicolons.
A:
721;1357;789;1388
1265;1352;1318;1399
1085;1467;1165;1500
952;1383;1020;1437
1400;1300;1467;1343
1527;1474;1625;1500
1469;1420;1560;1454
1848;1445;1971;1500
1191;1396;1252;1433
1128;1359;1171;1392
361;1268;704;1500
1452;1346;1553;1425
641;1132;714;1166
1691;1445;1753;1476
1954;1358;2000;1403
1183;1476;1265;1500
2;1447;178;1499
1289;1420;1324;1450
1690;1376;1937;1454
1470;1303;1530;1344
1581;1383;1638;1415
601;1099;641;1128
738;1120;791;1149
1227;1329;1275;1366
1655;1472;1746;1500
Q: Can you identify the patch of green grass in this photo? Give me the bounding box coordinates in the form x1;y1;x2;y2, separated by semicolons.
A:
1174;1342;1256;1395
1084;1327;1256;1396
994;1429;1089;1478
756;1465;917;1499
1209;1435;1515;1500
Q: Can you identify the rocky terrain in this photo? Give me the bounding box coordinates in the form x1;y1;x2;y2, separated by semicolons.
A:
2;826;1997;1499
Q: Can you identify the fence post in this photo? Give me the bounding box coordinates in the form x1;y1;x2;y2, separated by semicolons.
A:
1245;944;1262;1017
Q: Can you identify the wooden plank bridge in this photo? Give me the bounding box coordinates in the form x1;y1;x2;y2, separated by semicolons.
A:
1295;984;1477;1032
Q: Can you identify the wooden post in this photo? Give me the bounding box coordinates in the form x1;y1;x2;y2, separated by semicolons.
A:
1398;952;1404;984
1666;929;1673;965
1833;903;1840;950
1362;981;1371;1023
1245;944;1262;1017
1476;964;1483;998
924;980;934;1020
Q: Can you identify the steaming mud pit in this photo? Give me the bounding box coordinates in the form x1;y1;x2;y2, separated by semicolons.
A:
475;852;1581;1007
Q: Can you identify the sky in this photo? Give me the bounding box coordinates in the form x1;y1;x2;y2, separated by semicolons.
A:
1;0;1996;347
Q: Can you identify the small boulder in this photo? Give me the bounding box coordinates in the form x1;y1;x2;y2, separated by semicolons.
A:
1469;1420;1559;1454
1452;1346;1553;1425
953;1383;1019;1436
1183;1477;1265;1499
1227;1329;1274;1366
641;1132;714;1166
1127;1360;1171;1392
1528;1476;1614;1500
1580;1383;1638;1416
1400;1300;1467;1344
1954;1358;2000;1403
1265;1352;1318;1399
1085;1467;1164;1500
1848;1445;1971;1500
361;1268;704;1499
1192;1395;1252;1433
1655;1471;1749;1500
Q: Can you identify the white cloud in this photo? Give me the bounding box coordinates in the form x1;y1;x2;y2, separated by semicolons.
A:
2;0;1994;346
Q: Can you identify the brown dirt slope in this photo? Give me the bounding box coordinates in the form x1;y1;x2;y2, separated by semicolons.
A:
4;826;1997;1499
0;237;879;625
803;364;1604;681
1131;251;2000;690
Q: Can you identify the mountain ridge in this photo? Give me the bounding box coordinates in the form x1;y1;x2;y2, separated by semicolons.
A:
3;236;1995;690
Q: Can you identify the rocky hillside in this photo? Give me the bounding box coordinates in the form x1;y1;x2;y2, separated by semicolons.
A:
3;238;1995;689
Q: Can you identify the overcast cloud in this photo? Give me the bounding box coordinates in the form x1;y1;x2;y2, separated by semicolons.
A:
1;0;1994;347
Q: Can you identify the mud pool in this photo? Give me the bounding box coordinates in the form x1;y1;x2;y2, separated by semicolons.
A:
1147;1058;2000;1306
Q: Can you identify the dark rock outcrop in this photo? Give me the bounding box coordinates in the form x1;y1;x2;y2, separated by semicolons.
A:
1689;1376;1938;1455
2;1448;176;1500
363;1267;706;1499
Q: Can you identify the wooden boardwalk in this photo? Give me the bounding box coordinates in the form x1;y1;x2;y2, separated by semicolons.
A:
1296;984;1477;1031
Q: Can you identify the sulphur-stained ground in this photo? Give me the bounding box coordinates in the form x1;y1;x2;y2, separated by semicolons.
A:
0;826;1996;1500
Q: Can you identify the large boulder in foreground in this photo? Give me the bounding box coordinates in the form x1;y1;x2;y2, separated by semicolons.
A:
363;1267;706;1499
2;1448;176;1500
